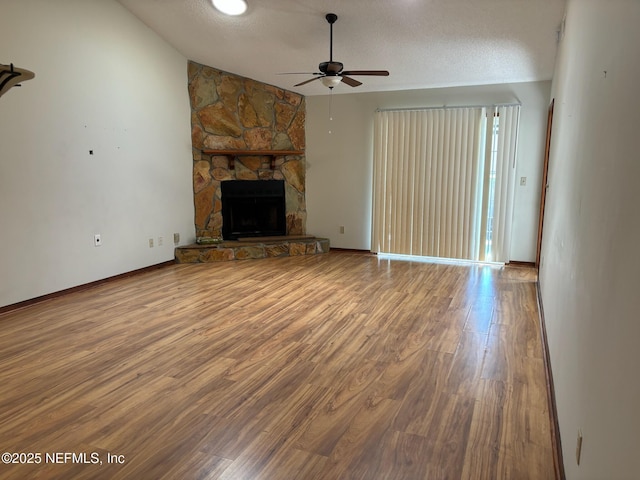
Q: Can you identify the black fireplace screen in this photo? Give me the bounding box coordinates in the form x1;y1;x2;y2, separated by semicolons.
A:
221;180;286;240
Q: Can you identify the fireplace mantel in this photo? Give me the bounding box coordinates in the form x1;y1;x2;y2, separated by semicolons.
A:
202;149;304;170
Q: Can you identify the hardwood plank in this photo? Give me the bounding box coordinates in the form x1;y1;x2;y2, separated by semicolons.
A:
319;397;400;479
295;359;388;457
391;350;455;436
0;252;556;479
372;431;433;480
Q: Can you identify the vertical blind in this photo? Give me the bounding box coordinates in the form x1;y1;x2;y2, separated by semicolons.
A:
489;105;520;262
372;105;520;263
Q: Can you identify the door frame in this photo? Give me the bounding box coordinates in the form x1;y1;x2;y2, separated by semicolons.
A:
536;99;554;268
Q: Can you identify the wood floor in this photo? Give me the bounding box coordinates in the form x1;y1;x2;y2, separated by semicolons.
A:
0;251;555;479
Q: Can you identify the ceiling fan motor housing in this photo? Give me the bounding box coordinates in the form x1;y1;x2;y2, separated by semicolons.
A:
319;61;343;75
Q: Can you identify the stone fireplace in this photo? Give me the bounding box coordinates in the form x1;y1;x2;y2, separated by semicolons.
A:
187;61;307;239
176;61;329;263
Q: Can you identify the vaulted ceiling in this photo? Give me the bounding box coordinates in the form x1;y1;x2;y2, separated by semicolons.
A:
117;0;566;96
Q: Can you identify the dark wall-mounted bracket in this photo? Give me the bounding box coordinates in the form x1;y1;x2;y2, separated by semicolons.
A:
1;63;35;98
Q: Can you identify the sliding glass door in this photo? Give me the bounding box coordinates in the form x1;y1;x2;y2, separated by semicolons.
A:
372;105;520;263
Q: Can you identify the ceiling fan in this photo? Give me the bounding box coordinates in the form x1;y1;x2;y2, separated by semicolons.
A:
284;13;389;89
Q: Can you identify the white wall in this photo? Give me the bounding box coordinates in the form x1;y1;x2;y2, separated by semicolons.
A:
305;81;550;261
539;1;640;478
0;0;195;308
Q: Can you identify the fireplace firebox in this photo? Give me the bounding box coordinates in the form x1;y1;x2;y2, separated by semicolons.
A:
221;180;286;240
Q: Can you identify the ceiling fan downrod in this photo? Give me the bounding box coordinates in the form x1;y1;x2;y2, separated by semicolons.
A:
326;13;337;62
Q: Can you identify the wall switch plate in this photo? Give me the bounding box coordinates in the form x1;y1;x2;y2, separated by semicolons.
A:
158;236;163;246
149;238;154;248
520;176;527;186
339;226;345;234
173;233;180;245
94;234;102;247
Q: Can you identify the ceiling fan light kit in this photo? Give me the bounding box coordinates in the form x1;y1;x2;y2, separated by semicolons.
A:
321;76;342;89
284;13;389;90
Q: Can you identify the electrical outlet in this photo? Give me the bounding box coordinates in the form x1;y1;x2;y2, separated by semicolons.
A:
94;234;102;247
149;238;154;248
576;429;583;465
173;232;180;245
339;226;345;234
158;236;163;246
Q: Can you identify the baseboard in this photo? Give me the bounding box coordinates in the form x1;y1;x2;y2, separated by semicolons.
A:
0;260;175;316
329;248;374;255
536;280;566;480
507;260;536;268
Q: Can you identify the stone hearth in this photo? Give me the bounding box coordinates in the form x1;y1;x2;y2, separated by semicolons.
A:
175;236;329;263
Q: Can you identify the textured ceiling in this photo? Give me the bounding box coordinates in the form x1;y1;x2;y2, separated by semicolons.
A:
116;0;566;96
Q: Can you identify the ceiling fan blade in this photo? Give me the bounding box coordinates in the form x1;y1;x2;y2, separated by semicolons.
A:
277;72;322;75
340;75;363;87
294;76;323;87
341;70;390;76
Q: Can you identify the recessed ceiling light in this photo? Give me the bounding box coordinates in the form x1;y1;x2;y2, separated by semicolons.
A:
212;0;247;16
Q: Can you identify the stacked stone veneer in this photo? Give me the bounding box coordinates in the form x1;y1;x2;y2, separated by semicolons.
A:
175;237;330;263
188;61;306;238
